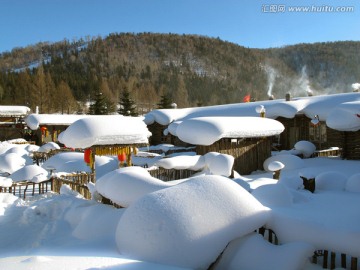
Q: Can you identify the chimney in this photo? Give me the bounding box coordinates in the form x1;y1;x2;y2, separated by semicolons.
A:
285;92;291;101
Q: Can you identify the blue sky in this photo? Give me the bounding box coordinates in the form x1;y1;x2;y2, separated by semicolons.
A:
1;0;359;53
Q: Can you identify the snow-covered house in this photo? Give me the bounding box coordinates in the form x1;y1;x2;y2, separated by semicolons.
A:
25;113;88;145
0;105;30;141
58;115;151;178
168;116;284;174
145;92;360;159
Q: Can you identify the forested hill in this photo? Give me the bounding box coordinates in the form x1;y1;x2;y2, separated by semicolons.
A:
0;33;359;114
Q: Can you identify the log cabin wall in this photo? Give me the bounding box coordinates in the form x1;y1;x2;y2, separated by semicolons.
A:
148;122;171;145
0;116;26;141
196;137;271;175
342;130;360;160
276;115;310;150
147;122;190;147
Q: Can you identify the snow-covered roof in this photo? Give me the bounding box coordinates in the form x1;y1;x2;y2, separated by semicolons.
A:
169;116;285;145
326;101;360;131
58;115;151;149
0;106;30;116
25;114;89;130
145;92;360;131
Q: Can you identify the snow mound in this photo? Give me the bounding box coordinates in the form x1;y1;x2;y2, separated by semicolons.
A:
345;173;360;193
214;233;314;270
268;161;284;171
0;153;26;174
207;153;234;177
0;176;13;188
0;193;18;205
38;142;60;153
251;184;293;207
263;154;305;172
5;146;29;157
96;167;172;207
315;171;347;191
294;141;316;158
10;164;49;183
65;201;124;241
116;175;270;269
25;144;40;153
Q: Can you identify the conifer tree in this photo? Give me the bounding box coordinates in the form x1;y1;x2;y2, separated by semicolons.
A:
88;92;114;115
118;89;138;116
157;93;173;109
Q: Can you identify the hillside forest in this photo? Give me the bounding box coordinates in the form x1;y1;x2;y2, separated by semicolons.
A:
0;33;359;114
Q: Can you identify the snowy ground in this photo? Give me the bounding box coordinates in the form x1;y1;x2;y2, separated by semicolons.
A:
0;141;359;269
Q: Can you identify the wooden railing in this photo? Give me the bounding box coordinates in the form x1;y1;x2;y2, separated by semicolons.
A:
0;179;53;199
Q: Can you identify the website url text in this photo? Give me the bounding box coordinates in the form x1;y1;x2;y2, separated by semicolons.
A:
262;5;355;13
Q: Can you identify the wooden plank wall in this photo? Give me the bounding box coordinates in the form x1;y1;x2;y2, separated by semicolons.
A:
196;138;271;175
343;131;360;160
276;115;310;150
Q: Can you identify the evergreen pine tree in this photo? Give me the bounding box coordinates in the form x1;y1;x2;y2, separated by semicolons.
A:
118;89;138;116
157;93;173;109
88;92;114;115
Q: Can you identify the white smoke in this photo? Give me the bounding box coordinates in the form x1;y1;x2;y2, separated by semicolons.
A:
264;65;278;98
298;66;313;96
352;83;360;91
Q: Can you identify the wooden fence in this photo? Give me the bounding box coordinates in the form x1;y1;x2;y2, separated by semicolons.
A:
257;227;358;270
0;179;53;199
0;172;94;200
148;167;199;181
51;172;95;199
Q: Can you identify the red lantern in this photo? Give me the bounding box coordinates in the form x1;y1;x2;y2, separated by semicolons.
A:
118;153;126;162
40;126;47;135
84;149;92;164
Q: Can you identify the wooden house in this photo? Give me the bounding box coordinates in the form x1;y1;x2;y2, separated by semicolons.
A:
325;100;360;159
170;116;285;175
0;106;30;141
145;92;360;161
59;115;151;180
25;114;88;145
147;122;189;147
